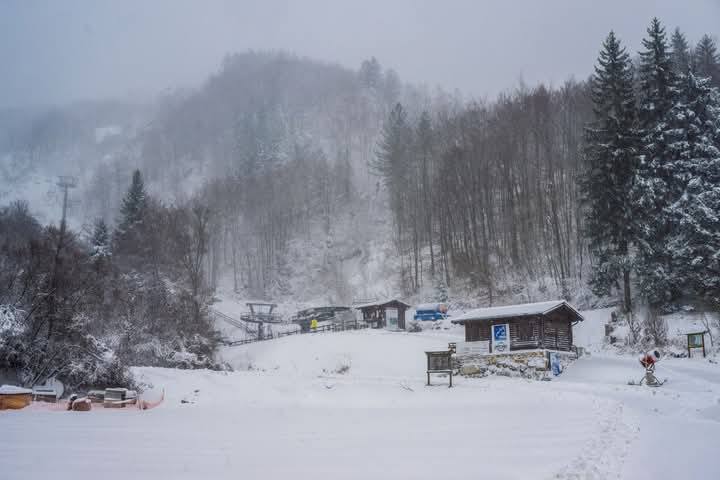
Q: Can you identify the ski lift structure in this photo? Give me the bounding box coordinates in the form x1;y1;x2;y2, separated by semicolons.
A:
239;302;283;340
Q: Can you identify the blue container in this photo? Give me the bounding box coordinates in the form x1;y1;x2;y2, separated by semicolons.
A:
413;303;448;321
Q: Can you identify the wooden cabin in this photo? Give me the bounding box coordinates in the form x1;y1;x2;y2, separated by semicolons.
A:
355;299;410;330
292;306;353;332
451;300;583;352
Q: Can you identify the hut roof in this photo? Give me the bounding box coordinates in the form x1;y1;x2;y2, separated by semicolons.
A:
354;298;410;309
451;300;583;324
0;385;32;395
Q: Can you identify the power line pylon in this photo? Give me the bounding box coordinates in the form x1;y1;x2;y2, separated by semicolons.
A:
56;176;78;233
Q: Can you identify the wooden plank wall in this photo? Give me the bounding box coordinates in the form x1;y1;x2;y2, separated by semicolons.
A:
462;311;574;351
509;317;540;350
541;310;572;351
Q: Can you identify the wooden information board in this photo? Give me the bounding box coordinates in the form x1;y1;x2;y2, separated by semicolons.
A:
426;351;453;387
686;331;707;358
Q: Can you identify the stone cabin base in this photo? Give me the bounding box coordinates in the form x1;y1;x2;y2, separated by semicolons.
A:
455;349;578;380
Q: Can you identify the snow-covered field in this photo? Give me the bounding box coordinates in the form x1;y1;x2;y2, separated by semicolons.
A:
2;312;720;479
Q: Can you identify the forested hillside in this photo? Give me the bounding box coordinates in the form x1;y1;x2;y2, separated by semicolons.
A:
1;20;719;387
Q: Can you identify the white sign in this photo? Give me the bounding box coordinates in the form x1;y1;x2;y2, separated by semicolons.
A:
386;308;399;330
491;323;510;353
456;341;490;355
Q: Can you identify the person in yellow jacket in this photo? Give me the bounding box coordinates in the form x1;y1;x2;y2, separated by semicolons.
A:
310;318;318;332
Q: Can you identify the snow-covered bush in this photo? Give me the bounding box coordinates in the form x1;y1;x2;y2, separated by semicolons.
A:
0;305;26;370
625;311;642;346
62;354;135;391
643;308;669;346
0;305;23;338
406;321;423;333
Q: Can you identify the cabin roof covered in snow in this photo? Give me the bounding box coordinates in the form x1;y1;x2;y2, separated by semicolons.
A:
451;300;583;324
354;298;410;309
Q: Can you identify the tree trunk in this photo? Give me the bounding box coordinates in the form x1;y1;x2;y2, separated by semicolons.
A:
623;267;632;313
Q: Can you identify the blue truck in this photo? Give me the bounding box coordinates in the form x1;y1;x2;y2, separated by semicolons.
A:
413;303;449;321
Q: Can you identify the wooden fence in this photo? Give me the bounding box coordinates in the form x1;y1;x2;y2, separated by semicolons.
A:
222;320;369;347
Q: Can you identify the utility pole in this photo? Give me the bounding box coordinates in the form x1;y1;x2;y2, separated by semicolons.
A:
46;176;78;342
56;176;78;235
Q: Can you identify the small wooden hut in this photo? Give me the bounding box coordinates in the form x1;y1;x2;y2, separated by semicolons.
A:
355;299;410;330
0;385;32;410
451;300;583;352
292;306;353;332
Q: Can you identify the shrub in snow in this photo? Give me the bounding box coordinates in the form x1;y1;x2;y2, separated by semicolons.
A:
624;311;642;346
334;362;351;375
642;308;669;346
0;305;26;371
406;321;422;333
62;355;136;391
0;305;24;347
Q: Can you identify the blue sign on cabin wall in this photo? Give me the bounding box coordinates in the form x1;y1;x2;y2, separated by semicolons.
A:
491;323;509;352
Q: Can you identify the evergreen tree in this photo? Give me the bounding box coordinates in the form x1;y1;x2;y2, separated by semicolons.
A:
694;34;720;87
663;74;720;306
637;18;677;130
670;27;692;75
371;103;412;189
91;218;110;258
633;18;681;307
359;57;382;90
582;31;639;311
115;169;148;257
119;170;147;232
371;103;413;267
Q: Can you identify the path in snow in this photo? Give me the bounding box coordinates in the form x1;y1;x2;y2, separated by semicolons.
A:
556;353;720;479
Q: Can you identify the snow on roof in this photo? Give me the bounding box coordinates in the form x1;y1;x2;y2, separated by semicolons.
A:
354;298;410;309
451;300;583;324
415;303;446;311
0;385;32;395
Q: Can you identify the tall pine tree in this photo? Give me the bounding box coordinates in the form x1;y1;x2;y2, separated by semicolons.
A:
91;217;110;258
638;18;677;131
633;18;682;307
371;103;413;280
115;169;148;258
583;31;639;311
670;27;692;75
694;34;720;88
663;74;720;306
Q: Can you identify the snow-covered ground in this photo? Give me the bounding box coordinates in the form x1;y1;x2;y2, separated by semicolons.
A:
2;311;720;479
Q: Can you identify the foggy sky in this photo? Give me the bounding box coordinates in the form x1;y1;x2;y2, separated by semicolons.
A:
1;0;718;108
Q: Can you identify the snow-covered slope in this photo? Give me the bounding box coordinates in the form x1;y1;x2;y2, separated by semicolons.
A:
1;310;719;480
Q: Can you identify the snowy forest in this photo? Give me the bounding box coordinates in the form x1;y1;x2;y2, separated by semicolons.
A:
1;18;720;388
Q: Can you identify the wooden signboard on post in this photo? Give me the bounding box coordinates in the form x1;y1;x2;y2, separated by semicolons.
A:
686;331;707;358
425;350;453;387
